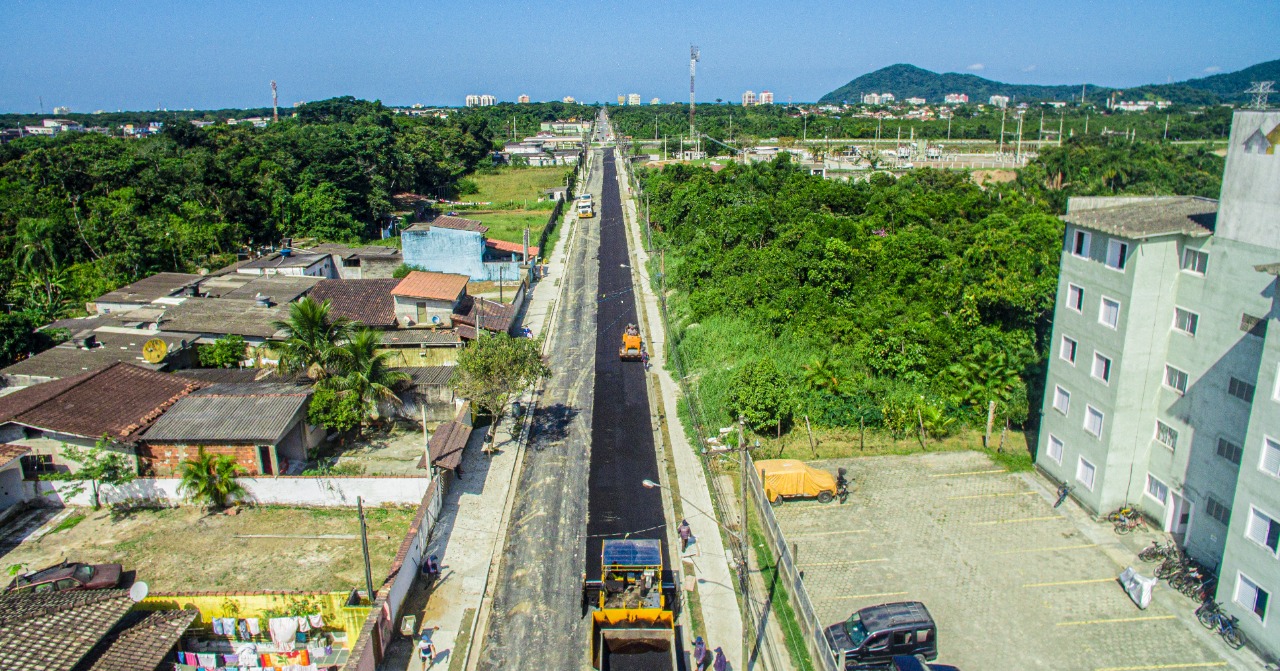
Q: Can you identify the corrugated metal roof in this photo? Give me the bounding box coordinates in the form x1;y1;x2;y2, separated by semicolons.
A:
379;329;462;346
415;215;488;233
142;389;309;443
1061;196;1218;239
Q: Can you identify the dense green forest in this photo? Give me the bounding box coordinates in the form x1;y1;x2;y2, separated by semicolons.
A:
639;137;1224;443
451;101;596;143
0;97;492;362
609;103;1234;146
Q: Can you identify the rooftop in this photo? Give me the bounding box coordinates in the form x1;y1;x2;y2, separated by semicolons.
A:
391;271;469;302
157;298;289;339
393;366;454;388
86;608;199;671
0;444;29;469
142;383;311;444
175;368;306;385
378;329;462;346
0;331;190;382
0;362;207;441
307;243;403;260
485;238;540;257
0;589;140;671
427;411;471;472
308;279;400;327
240;251;328;270
1061;196;1218;239
453;295;516;334
407;215;489;234
92;272;202;307
218;274;320;303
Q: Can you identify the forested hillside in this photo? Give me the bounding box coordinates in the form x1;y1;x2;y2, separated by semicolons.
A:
0;96;491;361
640;138;1223;444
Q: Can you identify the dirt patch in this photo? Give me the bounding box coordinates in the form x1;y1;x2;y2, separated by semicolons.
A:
0;505;416;593
971;169;1017;187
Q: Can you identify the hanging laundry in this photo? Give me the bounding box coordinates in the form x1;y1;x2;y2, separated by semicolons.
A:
236;642;259;666
296;615;311;633
268;617;299;651
246;617;261;637
238;618;250;639
211;618;225;636
307;613;324;629
195;651;216;667
181;651;197;665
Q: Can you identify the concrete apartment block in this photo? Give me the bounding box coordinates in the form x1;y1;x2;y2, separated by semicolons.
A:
1036;110;1280;655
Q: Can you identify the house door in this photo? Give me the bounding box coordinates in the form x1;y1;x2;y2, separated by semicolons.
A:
1166;491;1192;536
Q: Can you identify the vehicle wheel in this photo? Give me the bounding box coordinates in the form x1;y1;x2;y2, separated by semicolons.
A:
769;495;783;508
818;491;834;504
1115;523;1131;535
1197;609;1216;629
1224;628;1246;650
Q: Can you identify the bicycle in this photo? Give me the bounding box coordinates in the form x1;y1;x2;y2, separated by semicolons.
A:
1113;514;1147;535
1138;540;1177;562
1054;483;1073;508
1196;601;1246;649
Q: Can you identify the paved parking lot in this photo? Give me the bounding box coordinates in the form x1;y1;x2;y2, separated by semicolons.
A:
772;451;1233;671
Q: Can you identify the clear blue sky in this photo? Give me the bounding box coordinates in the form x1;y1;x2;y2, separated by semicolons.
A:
1;0;1276;113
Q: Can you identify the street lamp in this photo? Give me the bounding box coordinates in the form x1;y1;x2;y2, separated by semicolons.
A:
641;479;742;543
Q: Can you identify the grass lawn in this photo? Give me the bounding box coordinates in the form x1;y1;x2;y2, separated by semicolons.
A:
470;167;568;206
748;425;1035;471
470;210;554;245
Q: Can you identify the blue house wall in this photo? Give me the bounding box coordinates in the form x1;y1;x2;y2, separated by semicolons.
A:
402;227;487;280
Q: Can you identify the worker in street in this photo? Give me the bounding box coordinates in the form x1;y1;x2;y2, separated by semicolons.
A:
641;348;650;370
678;519;693;552
713;646;728;671
418;626;439;667
422;555;440;585
692;636;709;669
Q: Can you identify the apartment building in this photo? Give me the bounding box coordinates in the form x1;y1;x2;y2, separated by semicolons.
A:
1036;110;1280;655
742;90;757;106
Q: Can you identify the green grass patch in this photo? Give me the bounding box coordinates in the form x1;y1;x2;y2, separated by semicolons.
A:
469;167;570;205
367;236;401;248
985;444;1035;472
471;210;554;245
747;510;815;671
50;512;86;535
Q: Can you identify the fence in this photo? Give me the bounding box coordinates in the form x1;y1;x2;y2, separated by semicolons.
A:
35;475;434;508
745;454;838;671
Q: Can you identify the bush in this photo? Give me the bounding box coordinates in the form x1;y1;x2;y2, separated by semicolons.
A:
198;334;247;368
307;384;364;434
727;358;793;435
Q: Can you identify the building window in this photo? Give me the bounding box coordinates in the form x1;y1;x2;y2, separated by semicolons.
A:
1164;365;1188;394
1235;573;1270;622
1228;377;1256;403
1099;297;1120;329
1060;335;1078;364
1173;307;1199;336
1066;284;1084;312
1047;435;1064;465
1105;239;1129;270
1092;352;1112;383
1217;438;1244;466
1206;497;1232;526
1076;457;1097;491
1246;506;1280;554
1084;406;1104;438
1053;386;1071;415
1261;437;1280;478
1155;420;1178;450
1071;229;1091;258
1182;247;1208;275
1145;474;1168;505
1240;313;1267;338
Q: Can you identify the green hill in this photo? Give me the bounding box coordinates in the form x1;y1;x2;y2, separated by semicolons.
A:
819;59;1280;105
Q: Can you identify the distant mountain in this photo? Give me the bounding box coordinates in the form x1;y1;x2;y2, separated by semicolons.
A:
818;60;1280;105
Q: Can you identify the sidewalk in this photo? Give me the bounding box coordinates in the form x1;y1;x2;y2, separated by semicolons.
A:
381;194;581;671
614;154;746;670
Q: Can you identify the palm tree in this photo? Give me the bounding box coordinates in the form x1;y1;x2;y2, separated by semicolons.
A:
802;355;845;395
271;298;354;379
178;448;246;510
330;328;411;421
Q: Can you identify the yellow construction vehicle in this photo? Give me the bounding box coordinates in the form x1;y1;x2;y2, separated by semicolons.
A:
620;323;643;361
577;194;595;218
583;538;677;669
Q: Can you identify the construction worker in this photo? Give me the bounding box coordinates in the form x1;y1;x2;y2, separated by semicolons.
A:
678;519;693;552
692;636;709;669
713;647;728;671
641;348;650;370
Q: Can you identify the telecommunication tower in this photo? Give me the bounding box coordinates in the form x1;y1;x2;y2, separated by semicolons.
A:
271;81;279;122
689;46;700;143
1245;81;1275;110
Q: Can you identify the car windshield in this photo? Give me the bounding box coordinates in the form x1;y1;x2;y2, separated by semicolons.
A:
73;565;94;581
842;613;868;647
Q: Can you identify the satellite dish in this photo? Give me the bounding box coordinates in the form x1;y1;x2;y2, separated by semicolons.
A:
129;581;149;602
141;338;168;364
431;315;441;324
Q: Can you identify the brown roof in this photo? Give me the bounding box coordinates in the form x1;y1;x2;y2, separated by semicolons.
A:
157;298;290;339
0;588;136;671
485;238;540;257
86;608;198;671
378;329;462;346
0;362;208;441
420;215;489;234
1;331;189;382
308;279;401;327
0;445;30;470
392;271;469;302
1061;196;1218;239
453;296;516;334
427;421;472;471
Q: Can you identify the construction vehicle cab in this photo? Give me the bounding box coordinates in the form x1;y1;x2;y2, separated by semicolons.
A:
583;538;676;669
577;194;595;218
620;323;643;361
755;459;839;505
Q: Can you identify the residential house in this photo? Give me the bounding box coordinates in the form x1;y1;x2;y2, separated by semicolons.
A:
236;250;333;278
0;330;192;388
305;243;403;279
89;272;202;315
421;401;474;476
140;383;322;476
0;445;29;510
401;215;534;281
394;366;456;421
390;271;468;328
1035;110;1280;655
307;278;465;367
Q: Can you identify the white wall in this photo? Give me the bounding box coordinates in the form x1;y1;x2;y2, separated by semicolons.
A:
39;476;431;508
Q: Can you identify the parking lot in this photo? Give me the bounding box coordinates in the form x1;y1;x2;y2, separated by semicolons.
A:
772;451;1232;671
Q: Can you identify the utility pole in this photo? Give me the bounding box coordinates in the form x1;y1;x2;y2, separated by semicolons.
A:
1164;114;1170;141
271;81;279;123
689;45;700;142
1016;112;1024;165
737;415;749;592
357;496;375;604
999;107;1006;155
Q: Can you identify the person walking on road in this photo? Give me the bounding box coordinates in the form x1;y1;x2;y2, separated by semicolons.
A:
692;636;709;669
678;519;693;552
418;626;439;668
713;646;728;671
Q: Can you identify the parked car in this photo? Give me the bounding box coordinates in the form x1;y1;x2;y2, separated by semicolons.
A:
825;601;938;668
5;561;122;594
754;459;839;505
891;655;960;671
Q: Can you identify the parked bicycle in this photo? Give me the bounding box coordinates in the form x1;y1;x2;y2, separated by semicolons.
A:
1107;506;1148;534
1054;483;1072;508
1138;540;1177;563
1196;601;1246;649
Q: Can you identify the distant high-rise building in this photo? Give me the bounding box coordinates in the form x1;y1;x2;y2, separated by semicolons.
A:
742;90;757;106
52;106;71;115
563;96;576;104
650;98;661;105
465;94;495;107
988;95;1010;108
862;93;881;105
943;93;969;104
905;97;927;105
517;94;530;104
627;93;641;106
758;91;774;105
617;95;626;105
879;93;895;103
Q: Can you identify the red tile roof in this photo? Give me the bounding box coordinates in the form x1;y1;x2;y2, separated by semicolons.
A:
427;215;488;233
308;279;400;327
453;295;516;334
392;271;469;302
0;362;208;441
485;238;540;257
0;445;29;470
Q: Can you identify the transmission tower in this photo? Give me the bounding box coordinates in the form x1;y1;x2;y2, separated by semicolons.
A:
689;46;700;146
271;81;279;122
1245;81;1275;109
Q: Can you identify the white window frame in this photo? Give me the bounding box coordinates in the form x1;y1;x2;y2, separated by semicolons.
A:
1059;335;1078;364
1154;420;1178;450
1071;229;1092;259
1046;435;1064;465
1182;247;1208;275
1145;474;1168;505
1172;306;1199;336
1092;352;1112;384
1066;284;1084;313
1084;405;1104;438
1246;505;1279;556
1053;386;1071;415
1105;239;1129;271
1099;297;1120;329
1076;457;1096;491
1261;436;1280;479
1234;572;1270;624
1163;365;1188;394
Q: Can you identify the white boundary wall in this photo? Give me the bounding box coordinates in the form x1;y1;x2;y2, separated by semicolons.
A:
33;476;431;508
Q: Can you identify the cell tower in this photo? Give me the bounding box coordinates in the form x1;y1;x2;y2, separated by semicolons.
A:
689;46;700;142
1245;81;1275;110
271;81;279;122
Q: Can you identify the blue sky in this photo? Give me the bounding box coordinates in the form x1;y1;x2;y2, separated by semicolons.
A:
1;0;1276;112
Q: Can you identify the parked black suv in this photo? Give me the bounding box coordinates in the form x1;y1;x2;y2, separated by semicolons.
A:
824;601;938;668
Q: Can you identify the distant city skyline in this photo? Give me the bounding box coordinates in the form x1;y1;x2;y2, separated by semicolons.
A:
0;0;1276;113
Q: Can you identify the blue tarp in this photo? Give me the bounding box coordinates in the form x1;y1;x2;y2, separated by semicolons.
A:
602;538;662;567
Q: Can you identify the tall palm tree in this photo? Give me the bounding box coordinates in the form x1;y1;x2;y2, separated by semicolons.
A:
271;298;354;379
178;448;247;510
330;328;410;420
